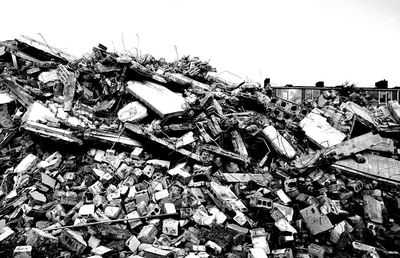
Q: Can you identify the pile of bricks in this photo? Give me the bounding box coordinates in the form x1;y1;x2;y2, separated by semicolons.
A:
0;36;400;258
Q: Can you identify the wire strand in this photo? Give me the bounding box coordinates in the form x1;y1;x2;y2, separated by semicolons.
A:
37;33;58;56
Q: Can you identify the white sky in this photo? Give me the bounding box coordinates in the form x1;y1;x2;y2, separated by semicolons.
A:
2;0;399;87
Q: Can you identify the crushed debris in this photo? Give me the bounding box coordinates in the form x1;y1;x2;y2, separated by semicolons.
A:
0;35;400;258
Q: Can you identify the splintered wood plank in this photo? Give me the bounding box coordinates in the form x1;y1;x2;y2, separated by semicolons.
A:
126;80;186;118
333;153;400;185
221;173;272;184
125;123;202;163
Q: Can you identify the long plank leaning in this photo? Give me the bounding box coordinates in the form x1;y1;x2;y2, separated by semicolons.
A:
125;123;202;163
126;80;186;118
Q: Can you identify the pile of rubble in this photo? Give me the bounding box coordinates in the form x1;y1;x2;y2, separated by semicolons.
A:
1;36;400;258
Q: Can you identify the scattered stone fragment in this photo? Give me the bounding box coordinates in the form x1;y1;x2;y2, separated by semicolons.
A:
0;35;399;258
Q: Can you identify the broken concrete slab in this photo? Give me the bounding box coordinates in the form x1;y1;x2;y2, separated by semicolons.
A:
84;130;142;148
118;101;148;123
300;109;346;148
0;91;15;105
23;121;83;144
333;153;400;185
126;80;187;117
14;154;39;174
38;70;60;84
341;101;377;128
388;100;400;123
125;123;202;163
261;125;296;159
295;132;384;169
17;35;77;63
363;195;384;224
300;205;333;235
206;181;248;213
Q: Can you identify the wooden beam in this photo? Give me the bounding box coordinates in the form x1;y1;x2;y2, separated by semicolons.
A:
202;144;251;165
230;130;248;157
220;173;272;184
23;121;83;144
2;77;35;108
84;130;142;147
125;123;202;163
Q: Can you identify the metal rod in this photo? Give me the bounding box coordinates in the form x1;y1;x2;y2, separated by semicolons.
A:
43;213;179;231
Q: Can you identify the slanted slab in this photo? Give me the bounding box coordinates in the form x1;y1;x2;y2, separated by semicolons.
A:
295;132;383;169
126;80;186;118
18;35;77;63
125;123;202;163
388;100;400;123
341;101;377;128
84;130;142;147
324;132;382;158
261;126;296;159
333;153;400;185
300;109;346;148
3;77;35;108
220;173;272;185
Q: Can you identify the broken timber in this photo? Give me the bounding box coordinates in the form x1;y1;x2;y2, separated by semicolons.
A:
23;121;83;144
324;132;383;158
202;144;251;165
84;130;142;147
43;213;179;231
388;101;400;123
18;35;77;63
2;77;34;108
164;72;211;91
125;123;202;163
220;173;271;185
231;130;248;157
0;40;59;68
